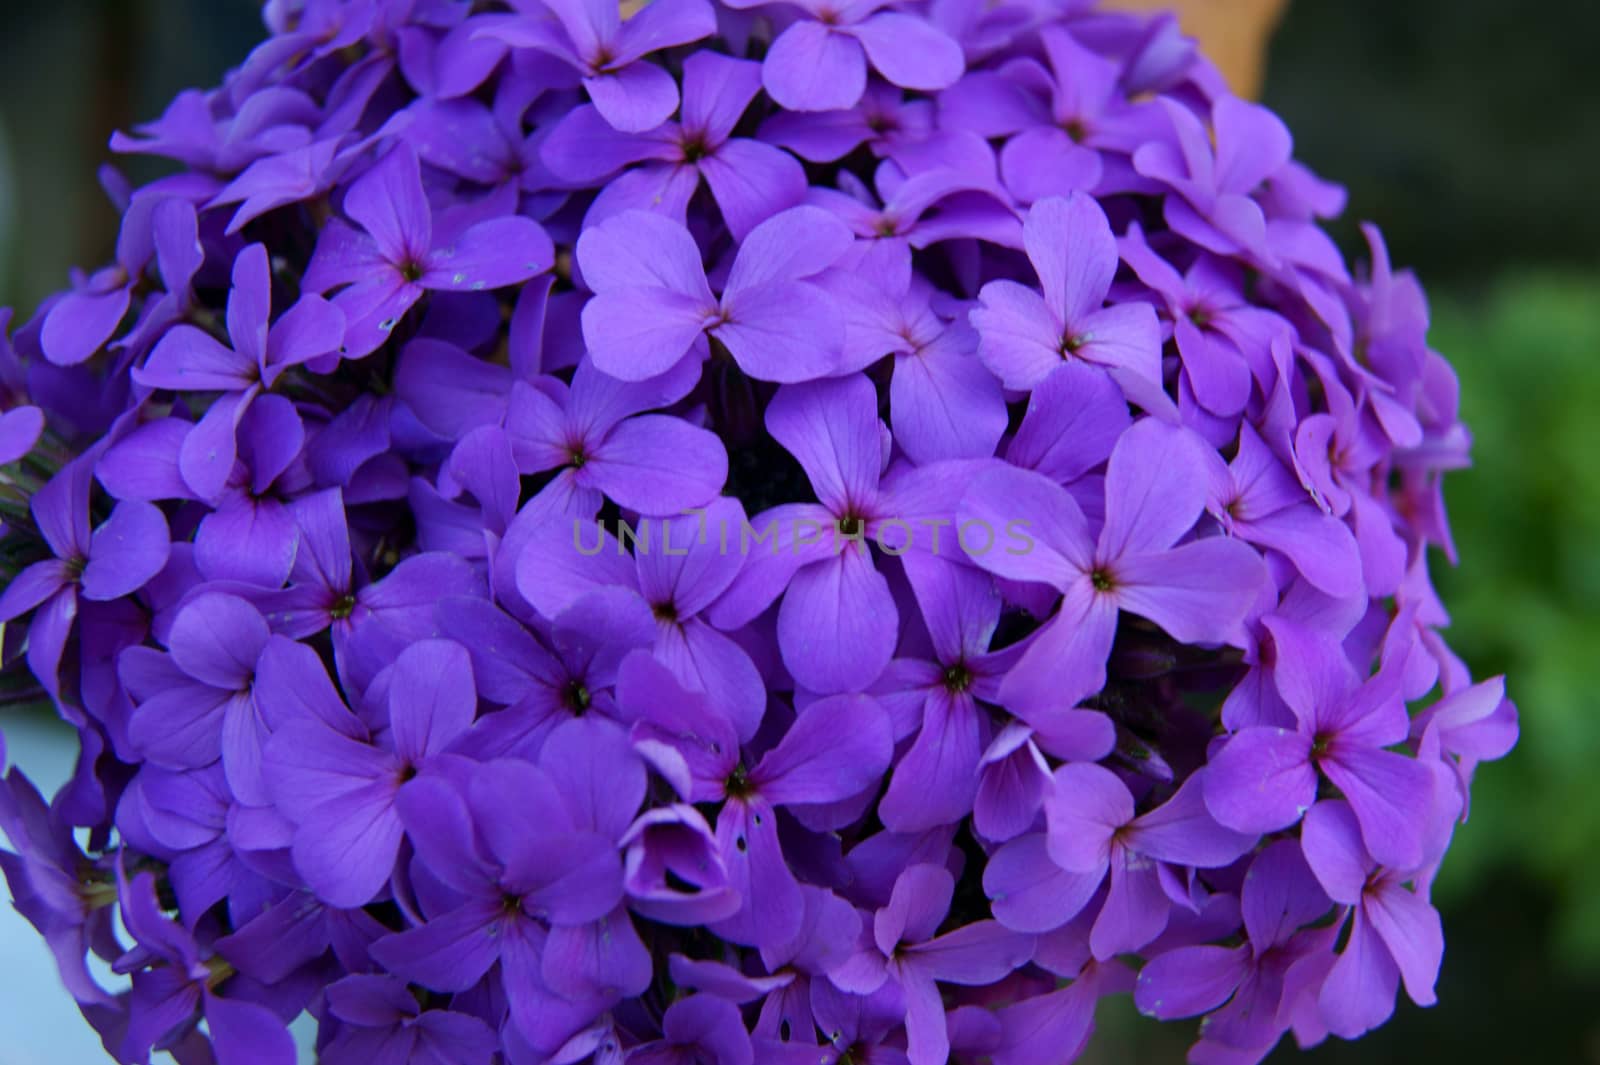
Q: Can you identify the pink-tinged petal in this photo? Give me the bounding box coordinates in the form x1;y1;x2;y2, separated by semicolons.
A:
1099;417;1210;559
389;639;477;763
585;61;680;133
880;689;982;831
956;464;1092;587
1319;747;1434;872
970;279;1062;391
1127;772;1258;867
135;324;254;392
699;138;807;240
1365;884;1443;1007
369;899;504;991
1044;762;1131;873
1112;538;1265;644
1299;800;1371;906
1022;193;1116;324
1317;912;1398;1039
766;375;880;515
1090;853;1169;959
984;834;1102;933
754;692;892;806
1134;944;1250;1020
1203;727;1316;835
777;548;897;694
762;22;867;112
996;585;1118;717
851;11;963;89
588;414;728;514
79;501;170;601
422;216;554;292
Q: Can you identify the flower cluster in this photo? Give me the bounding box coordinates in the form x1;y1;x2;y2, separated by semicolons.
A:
0;0;1516;1062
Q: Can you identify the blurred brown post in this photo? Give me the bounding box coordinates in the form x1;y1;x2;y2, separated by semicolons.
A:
1105;0;1289;99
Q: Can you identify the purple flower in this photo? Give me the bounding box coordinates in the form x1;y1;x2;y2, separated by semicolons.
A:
726;0;965;112
542;52;807;238
504;356;729;515
970;193;1168;412
262;638;477;906
323;974;498;1065
832;863;1034;1065
1133;96;1293;262
577;205;853;382
709;373;934;693
0;459;169;701
1135;841;1331;1055
0;0;1513;1058
1301;800;1444;1038
482;0;716;132
959;417;1266;715
133;243;344;501
303;143;553;356
627;653;892;949
1203;627;1438;870
368;757;624;1047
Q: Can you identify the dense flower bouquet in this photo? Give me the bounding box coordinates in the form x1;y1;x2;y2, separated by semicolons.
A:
0;0;1517;1062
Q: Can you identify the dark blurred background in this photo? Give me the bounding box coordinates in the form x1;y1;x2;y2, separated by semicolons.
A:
2;0;1598;1061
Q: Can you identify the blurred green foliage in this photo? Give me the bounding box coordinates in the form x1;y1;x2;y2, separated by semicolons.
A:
1428;276;1600;963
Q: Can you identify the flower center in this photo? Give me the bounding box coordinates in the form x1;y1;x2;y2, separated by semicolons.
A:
943;663;975;694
